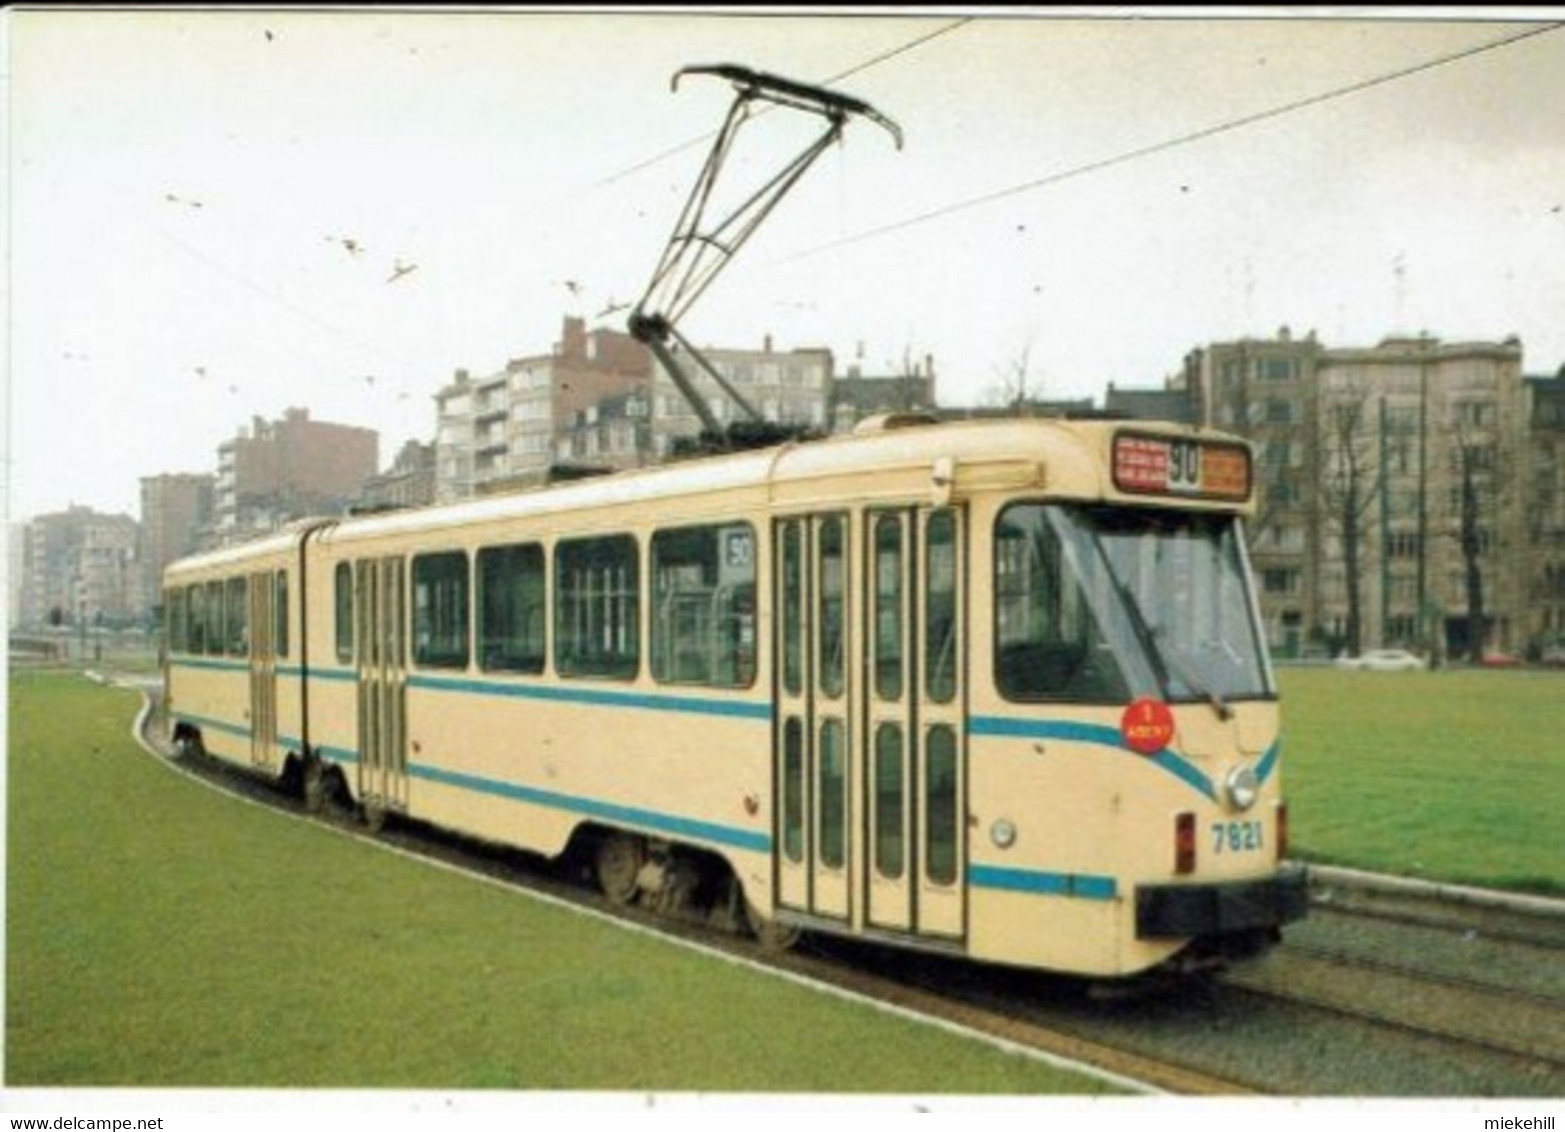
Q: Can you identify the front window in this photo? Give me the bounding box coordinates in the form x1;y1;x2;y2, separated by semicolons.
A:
995;504;1273;705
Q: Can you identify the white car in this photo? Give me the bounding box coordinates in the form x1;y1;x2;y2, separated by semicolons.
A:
1334;649;1427;672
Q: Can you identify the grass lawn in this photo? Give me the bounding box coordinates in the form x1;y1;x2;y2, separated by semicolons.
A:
9;665;1559;1091
5;671;1119;1093
1276;666;1564;896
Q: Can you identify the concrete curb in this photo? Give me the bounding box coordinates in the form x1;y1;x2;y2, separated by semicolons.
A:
1306;862;1565;919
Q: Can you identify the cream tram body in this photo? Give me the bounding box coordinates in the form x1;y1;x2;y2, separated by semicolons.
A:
164;417;1305;979
164;528;305;779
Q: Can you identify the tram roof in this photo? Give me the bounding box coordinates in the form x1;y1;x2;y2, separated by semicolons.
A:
167;416;1247;575
164;522;322;580
317;416;1223;548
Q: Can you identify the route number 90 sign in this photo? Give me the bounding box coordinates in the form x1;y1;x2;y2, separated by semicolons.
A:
1112;431;1252;502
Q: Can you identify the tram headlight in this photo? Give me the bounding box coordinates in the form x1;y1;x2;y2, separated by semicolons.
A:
1224;765;1259;812
990;818;1018;850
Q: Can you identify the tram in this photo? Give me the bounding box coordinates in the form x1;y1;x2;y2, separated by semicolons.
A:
163;414;1308;979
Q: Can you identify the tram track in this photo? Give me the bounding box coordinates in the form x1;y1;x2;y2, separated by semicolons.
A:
127;683;1564;1097
1222;946;1565;1071
791;877;1565;1095
1278;936;1565;1016
771;946;1257;1096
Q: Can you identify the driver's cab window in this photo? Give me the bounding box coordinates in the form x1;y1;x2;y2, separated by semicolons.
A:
994;505;1128;702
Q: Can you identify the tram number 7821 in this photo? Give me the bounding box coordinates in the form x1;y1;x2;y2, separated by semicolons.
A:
1212;820;1265;855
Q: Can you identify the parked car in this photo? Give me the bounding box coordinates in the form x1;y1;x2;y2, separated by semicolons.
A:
1334;649;1428;671
1480;651;1523;668
1541;643;1565;668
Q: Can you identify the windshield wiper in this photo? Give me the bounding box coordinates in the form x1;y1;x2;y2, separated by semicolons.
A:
1110;572;1233;722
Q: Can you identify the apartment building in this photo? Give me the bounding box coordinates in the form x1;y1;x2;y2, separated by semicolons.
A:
18;505;142;629
1184;330;1533;660
830;358;938;431
213;408;378;543
434;317;651;499
1526;372;1565;649
555;388;653;473
138;472;214;611
648;335;833;459
359;439;437;512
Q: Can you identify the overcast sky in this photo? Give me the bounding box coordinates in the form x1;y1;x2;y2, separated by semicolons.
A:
7;6;1565;522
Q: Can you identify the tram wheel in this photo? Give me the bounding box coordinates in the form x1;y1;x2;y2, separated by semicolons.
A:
301;759;328;814
362;801;387;834
745;898;802;953
595;832;645;906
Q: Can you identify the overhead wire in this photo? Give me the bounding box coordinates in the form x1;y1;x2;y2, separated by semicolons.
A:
144;214;430;419
778;19;1565;263
77;17;1565;428
54;19;973;437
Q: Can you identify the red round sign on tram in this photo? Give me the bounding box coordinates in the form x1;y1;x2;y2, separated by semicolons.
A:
1121;698;1175;755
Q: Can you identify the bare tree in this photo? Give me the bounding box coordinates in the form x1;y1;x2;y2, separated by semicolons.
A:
1318;394;1382;658
889;345;931;411
984;343;1038;414
1454;442;1487;662
1443;417;1505;663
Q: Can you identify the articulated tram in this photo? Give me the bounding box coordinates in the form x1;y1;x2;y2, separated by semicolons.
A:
163;415;1307;979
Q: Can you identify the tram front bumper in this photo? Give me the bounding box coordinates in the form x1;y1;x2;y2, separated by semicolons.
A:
1134;864;1310;939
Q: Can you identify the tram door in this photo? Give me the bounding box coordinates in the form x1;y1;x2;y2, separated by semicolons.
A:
247;571;277;772
865;507;966;939
355;557;409;818
774;514;852;923
773;509;966;940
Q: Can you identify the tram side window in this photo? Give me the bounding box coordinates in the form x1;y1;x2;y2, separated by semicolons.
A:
166;588;187;654
477;543;545;674
557;535;639;680
188;584;206;654
205;581;225;657
925;510;958;704
225;577;248;656
275;571;289;659
780;522;803;696
874;723;906;879
873;515;904;702
651;523;755;688
994;505;1128;702
335;563;353;664
925;725;959;886
412;551;470;669
782;718;804;863
819;719;847;869
819;516;846;699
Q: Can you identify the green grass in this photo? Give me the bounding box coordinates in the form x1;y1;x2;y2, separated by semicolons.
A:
1276;667;1565;895
10;666;1560;1089
5;671;1116;1093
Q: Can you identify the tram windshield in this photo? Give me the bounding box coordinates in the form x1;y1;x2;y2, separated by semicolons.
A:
995;503;1274;706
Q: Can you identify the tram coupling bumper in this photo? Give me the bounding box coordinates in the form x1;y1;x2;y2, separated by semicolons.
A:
1134;864;1310;939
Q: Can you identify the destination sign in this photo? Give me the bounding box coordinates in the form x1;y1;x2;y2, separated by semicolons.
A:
1112;432;1252;502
